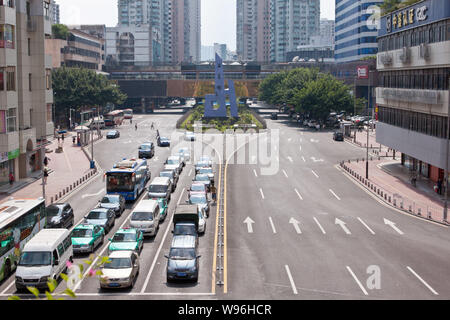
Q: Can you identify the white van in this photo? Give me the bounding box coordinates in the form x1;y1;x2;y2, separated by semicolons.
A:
15;229;73;291
148;177;172;203
90;117;105;129
129;200;160;237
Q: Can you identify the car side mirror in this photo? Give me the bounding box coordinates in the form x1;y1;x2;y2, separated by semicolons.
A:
108;238;112;242
197;255;202;259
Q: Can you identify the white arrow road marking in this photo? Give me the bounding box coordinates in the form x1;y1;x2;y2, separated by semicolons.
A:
407;266;439;295
313;217;326;234
259;188;265;199
287;156;294;163
335;218;351;235
268;217;277;234
253;169;258;177
311;170;319;178
311;157;324;163
289;218;302;234
294;188;303;200
285;265;298;295
358;217;375;235
310;139;319;143
244;217;255;233
384;218;404;235
299;145;302;152
301;156;306;162
346;266;369;296
82;188;105;199
329;189;341;200
282;170;288;178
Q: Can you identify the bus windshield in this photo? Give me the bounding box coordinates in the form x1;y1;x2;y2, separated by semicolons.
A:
107;173;134;192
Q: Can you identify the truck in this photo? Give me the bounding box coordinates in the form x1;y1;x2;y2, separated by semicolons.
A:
172;204;199;236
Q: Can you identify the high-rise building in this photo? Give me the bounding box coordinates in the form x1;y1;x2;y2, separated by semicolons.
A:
201;45;215;61
320;18;335;48
236;0;271;62
0;0;54;184
334;0;382;63
270;0;320;62
50;0;59;25
214;43;227;60
115;0;200;64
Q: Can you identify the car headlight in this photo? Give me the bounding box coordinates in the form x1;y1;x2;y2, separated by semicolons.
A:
40;276;50;282
15;276;23;282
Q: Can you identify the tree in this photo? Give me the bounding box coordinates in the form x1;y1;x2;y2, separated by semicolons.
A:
291;74;353;122
52;67;127;127
52;24;69;40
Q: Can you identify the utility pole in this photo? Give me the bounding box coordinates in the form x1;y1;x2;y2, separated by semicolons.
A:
354;78;357;143
366;71;371;179
41;136;45;205
444;77;449;223
90;108;96;169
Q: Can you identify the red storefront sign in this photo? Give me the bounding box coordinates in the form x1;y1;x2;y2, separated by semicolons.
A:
357;66;369;79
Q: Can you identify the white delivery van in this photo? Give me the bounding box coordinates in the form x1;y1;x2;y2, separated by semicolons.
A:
15;229;73;291
148;177;172;203
130;200;160;237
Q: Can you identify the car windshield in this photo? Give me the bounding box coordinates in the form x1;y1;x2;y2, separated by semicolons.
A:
86;211;107;220
191;184;205;192
159;171;173;179
149;185;168;193
108;131;116;135
190;194;207;204
132;211;153;221
167;159;179;165
199;168;212;174
169;248;196;260
195;175;209;181
112;232;137;242
174;224;196;236
140;144;152;150
72;229;93;238
19;251;51;266
101;196;119;204
103;257;132;269
160;138;169;142
45;206;61;217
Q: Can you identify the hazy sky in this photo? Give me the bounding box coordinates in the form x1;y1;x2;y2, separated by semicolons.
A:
57;0;335;51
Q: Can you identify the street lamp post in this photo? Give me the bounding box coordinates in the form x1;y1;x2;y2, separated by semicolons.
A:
69;108;75;129
366;71;373;180
90;108;96;169
444;77;450;223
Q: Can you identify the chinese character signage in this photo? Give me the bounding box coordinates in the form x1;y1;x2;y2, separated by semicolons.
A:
357;66;369;79
386;4;431;33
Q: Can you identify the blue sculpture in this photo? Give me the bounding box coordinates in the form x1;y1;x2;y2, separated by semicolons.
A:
204;53;239;118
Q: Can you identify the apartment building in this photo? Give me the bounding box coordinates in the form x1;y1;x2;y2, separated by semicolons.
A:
334;0;382;63
376;0;450;183
0;0;54;185
46;28;105;71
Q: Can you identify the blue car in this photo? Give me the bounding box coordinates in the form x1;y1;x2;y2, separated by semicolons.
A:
107;130;120;139
158;136;170;147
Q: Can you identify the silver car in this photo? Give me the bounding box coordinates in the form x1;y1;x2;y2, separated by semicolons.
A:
100;251;140;289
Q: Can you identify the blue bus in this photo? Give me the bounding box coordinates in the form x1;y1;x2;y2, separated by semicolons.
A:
106;159;150;201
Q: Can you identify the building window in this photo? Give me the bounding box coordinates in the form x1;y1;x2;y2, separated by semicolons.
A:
0;68;4;91
0;0;14;8
27;38;31;56
46;104;52;122
28;73;31;91
43;1;50;20
0;24;15;49
6;108;16;132
6;67;15;91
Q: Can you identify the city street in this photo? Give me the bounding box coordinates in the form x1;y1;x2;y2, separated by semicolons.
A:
1;107;450;300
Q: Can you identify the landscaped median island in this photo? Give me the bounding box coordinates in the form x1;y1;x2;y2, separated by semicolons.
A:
179;103;265;132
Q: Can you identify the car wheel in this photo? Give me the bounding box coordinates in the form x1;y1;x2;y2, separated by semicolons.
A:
90;244;94;253
4;260;11;278
100;235;105;246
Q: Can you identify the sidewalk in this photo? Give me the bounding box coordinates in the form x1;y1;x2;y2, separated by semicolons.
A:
0;133;100;204
341;158;446;224
345;126;395;158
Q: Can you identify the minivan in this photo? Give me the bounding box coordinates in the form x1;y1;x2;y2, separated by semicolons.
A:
15;229;73;291
165;235;200;282
148;177;172;203
129;200;161;237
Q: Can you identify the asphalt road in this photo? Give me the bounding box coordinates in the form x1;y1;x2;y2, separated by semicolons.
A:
2;104;450;300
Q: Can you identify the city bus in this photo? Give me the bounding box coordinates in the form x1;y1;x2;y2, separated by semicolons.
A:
0;198;46;282
106;159;150;202
104;110;125;127
123;109;133;120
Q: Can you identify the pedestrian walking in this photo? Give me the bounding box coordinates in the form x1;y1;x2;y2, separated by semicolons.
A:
43;156;50;166
210;182;217;207
72;136;76;144
438;178;443;195
62;134;65;143
151;122;155;130
57;136;60;144
135;123;138;131
9;172;14;186
43;166;49;184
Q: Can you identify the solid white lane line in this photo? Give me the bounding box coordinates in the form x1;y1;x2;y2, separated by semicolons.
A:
188;168;192;176
313;217;326;234
407;266;439;295
299;145;302;152
285;265;298;295
254;169;258;177
294;188;303;200
329;189;341;200
268;217;277;234
260;188;265;199
311;170;319;178
141;188;185;293
282;170;288;178
357;217;376;235
346;266;369;296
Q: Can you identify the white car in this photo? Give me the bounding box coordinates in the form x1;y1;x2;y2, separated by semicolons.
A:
166;155;184;173
185;131;196;141
179;147;191;162
100;251;139;289
198;205;206;234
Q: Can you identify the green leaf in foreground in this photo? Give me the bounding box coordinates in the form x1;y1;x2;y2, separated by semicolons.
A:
63;288;77;298
7;295;21;300
27;286;40;298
